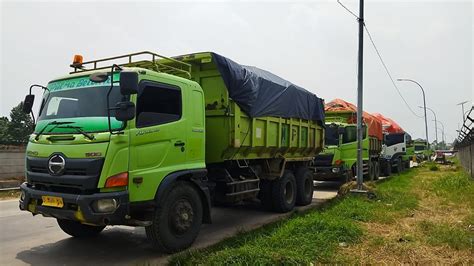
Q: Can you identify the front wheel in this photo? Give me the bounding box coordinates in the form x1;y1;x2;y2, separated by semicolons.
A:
145;181;203;253
57;219;105;237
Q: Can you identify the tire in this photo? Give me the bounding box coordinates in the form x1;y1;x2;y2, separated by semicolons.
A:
258;179;274;211
383;161;392;177
271;170;297;213
57;219;105;237
145;181;203;253
400;159;405;172
368;161;375;181
393;158;402;174
295;168;314;206
374;161;380;180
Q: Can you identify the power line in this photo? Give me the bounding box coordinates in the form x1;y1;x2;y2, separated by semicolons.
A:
336;1;423;118
363;24;424;118
337;0;359;20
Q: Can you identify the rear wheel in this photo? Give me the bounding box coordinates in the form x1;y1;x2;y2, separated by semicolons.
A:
57;219;105;237
271;170;297;213
368;161;375;181
295;168;314;206
145;181;202;253
374;161;380;180
393;158;402;174
383;161;392;177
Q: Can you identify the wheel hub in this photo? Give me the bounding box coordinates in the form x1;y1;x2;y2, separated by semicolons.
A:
284;182;294;204
170;199;194;235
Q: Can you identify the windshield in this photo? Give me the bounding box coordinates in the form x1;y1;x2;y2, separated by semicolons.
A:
325;124;339;146
342;125;366;144
35;75;124;133
385;133;405;146
415;145;425;151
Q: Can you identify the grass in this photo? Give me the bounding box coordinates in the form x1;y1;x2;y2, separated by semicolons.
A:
169;160;474;264
170;169;421;265
342;161;474;264
430;170;474;207
419;221;472;250
0;190;21;200
171;201;364;265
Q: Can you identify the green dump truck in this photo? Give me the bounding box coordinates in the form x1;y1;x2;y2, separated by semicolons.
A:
313;103;386;183
414;139;431;161
19;51;324;252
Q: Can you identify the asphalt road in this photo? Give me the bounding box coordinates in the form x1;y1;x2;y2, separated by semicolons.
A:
0;183;338;266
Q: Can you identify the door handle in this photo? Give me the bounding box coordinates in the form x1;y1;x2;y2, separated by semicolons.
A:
174;141;185;147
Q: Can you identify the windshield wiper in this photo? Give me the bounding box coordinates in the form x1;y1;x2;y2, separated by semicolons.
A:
34;121;75;140
55;125;95;140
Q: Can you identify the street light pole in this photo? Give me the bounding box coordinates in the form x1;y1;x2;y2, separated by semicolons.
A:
436;120;445;148
420;106;438;146
457;101;469;122
397;79;429;150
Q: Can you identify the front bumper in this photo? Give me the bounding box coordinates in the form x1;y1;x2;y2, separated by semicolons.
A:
19;183;129;226
314;165;345;180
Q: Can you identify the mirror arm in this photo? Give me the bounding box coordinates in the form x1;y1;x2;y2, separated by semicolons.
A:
27;85;49;125
106;64;123;135
29;84;49;95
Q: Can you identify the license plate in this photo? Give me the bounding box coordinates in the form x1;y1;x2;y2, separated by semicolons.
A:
41;196;64;208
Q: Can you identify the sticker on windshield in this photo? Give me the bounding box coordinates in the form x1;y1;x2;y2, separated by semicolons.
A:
48;74;118;91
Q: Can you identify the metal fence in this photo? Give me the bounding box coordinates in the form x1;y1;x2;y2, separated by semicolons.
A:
454;107;473;178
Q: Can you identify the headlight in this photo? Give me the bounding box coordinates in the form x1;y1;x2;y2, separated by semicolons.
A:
92;199;118;213
332;167;340;173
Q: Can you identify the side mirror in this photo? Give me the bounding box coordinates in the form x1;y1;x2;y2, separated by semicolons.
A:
119;71;138;95
23;94;35;114
114;101;136;122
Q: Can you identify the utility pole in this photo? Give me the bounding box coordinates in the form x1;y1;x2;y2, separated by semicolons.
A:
356;0;365;191
457;101;469;122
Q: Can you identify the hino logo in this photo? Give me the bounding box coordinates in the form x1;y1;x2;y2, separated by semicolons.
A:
48;154;66;176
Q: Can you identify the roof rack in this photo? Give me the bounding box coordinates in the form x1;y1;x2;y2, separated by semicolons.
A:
69;51;192;78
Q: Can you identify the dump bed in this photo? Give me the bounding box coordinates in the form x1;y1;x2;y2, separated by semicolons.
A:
372;113;405;134
325;99;383;141
162;52;325;163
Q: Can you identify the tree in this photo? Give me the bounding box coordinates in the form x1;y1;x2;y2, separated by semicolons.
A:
0;116;9;142
6;102;35;144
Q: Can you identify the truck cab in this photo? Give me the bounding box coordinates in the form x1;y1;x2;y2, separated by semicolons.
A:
20;53;211;252
314;122;378;183
381;132;411;173
414;140;430;161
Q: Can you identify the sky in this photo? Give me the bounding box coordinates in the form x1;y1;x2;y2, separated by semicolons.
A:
1;0;472;142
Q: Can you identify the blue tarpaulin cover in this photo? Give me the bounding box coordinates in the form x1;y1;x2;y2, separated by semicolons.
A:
212;53;325;124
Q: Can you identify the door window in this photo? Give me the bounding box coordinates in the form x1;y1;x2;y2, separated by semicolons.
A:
136;84;182;128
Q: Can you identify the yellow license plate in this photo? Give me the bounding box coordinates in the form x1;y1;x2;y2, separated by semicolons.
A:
41;196;64;208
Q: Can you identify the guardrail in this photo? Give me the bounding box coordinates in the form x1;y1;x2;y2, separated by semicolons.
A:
0;187;20;192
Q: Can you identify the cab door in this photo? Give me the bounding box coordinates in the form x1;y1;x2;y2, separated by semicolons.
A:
128;81;187;202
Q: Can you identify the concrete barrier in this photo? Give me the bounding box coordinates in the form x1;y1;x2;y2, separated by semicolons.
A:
457;143;473;178
0;146;26;180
